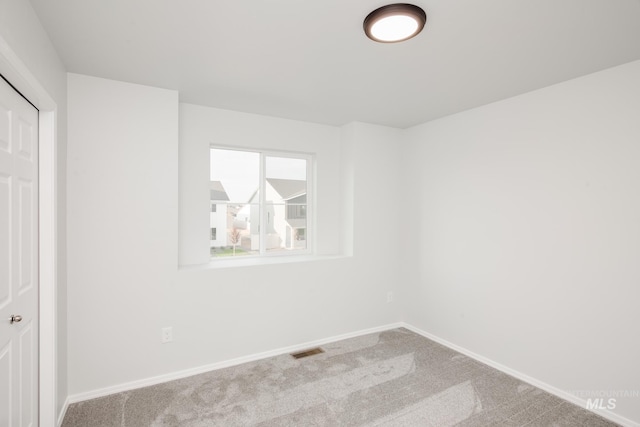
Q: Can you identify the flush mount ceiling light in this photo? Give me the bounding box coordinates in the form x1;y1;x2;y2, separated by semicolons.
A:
364;3;427;43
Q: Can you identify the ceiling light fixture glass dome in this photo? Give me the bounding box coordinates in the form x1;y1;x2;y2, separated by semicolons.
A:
364;3;427;43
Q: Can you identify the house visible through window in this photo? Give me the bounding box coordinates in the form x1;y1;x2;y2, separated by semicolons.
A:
210;147;312;258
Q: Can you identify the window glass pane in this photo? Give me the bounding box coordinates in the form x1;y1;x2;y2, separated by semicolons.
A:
210;203;260;257
265;203;307;252
266;156;306;180
210;149;259;202
265;156;307;204
264;156;308;253
210;148;261;258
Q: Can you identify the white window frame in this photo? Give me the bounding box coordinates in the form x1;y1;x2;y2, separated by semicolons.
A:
210;145;314;259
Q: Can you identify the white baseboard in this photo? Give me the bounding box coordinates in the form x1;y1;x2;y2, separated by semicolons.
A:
63;321;639;427
66;322;404;405
401;323;639;427
57;395;70;427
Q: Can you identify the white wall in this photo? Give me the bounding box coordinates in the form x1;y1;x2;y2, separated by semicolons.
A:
341;122;404;260
0;0;68;420
67;74;179;395
67;79;401;396
402;60;640;423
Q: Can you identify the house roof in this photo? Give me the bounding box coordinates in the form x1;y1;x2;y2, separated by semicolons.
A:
210;181;229;201
267;179;306;201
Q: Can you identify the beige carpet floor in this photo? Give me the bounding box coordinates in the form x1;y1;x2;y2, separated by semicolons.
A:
62;328;618;426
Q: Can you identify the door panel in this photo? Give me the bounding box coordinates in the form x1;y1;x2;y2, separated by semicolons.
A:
19;322;34;427
17;118;34;161
0;175;10;310
0;343;11;426
0;101;9;153
0;76;38;427
18;180;33;294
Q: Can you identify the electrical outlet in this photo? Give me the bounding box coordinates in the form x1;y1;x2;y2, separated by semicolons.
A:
387;292;394;303
161;327;173;343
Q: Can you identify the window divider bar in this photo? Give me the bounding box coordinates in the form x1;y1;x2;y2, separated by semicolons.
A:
259;152;267;255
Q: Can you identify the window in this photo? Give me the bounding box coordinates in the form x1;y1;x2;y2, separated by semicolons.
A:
210;147;312;258
210;228;217;240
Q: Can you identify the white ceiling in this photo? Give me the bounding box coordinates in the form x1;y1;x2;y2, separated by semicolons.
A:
29;0;640;128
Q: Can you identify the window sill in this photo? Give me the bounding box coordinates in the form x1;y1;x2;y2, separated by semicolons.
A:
179;254;350;271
